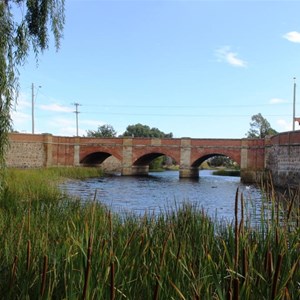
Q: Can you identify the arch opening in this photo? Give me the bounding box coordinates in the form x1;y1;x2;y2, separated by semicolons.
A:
81;152;111;165
192;154;239;168
192;153;240;177
80;152;121;172
131;152;178;176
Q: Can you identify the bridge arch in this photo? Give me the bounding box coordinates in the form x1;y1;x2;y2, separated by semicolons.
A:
191;153;240;168
80;151;121;168
133;152;177;166
130;152;179;176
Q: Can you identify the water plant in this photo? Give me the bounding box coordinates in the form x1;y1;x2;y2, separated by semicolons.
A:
0;168;299;299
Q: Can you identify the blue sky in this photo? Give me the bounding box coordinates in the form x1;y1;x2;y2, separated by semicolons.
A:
12;0;300;138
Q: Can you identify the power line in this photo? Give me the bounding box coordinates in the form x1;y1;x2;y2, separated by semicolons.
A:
80;111;291;118
80;102;293;109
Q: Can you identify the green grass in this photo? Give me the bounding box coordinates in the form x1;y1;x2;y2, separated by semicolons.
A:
213;169;241;177
0;168;299;299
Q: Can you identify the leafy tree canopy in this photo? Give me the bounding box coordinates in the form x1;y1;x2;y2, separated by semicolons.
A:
0;0;65;165
122;123;173;138
86;124;117;138
246;113;278;138
208;156;236;168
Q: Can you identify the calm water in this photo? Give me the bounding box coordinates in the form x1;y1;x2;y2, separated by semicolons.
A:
59;170;262;221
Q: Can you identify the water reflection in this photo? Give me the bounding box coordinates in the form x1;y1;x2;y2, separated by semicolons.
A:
59;170;262;221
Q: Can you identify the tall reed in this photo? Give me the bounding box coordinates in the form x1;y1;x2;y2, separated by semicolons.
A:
0;168;299;298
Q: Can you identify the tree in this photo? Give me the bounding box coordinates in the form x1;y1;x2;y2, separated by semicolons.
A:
208;156;233;168
122;124;173;171
86;124;117;138
122;123;173;138
0;0;65;166
246;113;278;138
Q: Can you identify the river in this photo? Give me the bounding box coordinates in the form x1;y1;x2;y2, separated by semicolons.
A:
59;170;262;222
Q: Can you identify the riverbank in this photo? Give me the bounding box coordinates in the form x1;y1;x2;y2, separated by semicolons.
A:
0;168;299;298
212;168;240;177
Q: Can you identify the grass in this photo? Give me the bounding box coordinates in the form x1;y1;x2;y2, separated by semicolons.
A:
212;169;241;177
0;168;299;299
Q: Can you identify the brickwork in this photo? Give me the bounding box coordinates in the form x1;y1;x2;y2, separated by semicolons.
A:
6;141;45;168
265;131;300;187
6;131;300;187
6;133;46;168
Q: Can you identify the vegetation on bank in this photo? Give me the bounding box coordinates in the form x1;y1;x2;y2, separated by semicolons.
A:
212;169;241;177
0;168;299;299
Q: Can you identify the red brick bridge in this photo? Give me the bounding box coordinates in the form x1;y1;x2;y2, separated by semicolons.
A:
6;131;300;186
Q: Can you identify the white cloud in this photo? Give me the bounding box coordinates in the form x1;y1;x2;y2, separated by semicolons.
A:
283;31;300;43
269;98;287;104
41;117;103;136
80;119;103;127
215;46;247;68
39;103;73;113
16;94;31;109
57;127;79;137
11;93;32;132
43;117;75;136
48;117;73;127
277;119;300;131
11;92;31;113
11;110;31;130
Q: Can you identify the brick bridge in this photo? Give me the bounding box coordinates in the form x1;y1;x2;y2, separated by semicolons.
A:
6;131;300;187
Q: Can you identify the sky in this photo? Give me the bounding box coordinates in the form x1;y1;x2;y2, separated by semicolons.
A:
11;0;300;138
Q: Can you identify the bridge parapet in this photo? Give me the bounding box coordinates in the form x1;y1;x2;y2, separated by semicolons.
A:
7;132;300;188
265;131;300;187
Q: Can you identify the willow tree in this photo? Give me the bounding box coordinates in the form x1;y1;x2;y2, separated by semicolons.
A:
0;0;65;166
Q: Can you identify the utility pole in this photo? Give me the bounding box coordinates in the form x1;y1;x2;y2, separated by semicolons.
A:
293;77;296;131
32;83;34;134
73;102;81;136
31;83;41;134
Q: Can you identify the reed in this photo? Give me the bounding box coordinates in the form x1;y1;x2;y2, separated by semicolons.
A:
0;168;299;298
40;255;48;297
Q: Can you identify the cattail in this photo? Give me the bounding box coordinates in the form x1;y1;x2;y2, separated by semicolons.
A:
40;255;48;297
17;216;25;253
110;261;115;300
275;228;279;247
271;254;283;299
160;231;171;269
226;280;232;300
10;255;18;289
276;201;280;227
266;250;274;278
27;203;31;235
239;193;244;237
153;274;160;300
82;234;93;300
175;240;182;268
286;192;295;222
227;284;232;300
26;240;31;272
283;286;291;300
264;247;268;271
234;188;239;270
233;278;239;300
108;210;113;251
242;248;248;281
